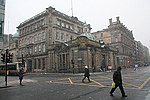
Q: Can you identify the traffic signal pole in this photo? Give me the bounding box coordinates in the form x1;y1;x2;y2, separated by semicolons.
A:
1;49;13;86
5;49;8;86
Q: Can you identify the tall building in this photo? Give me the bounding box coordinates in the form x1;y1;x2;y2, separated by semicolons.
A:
92;17;135;68
135;41;144;66
0;0;5;49
17;6;91;72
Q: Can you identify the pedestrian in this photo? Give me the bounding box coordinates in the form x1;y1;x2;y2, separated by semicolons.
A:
110;66;127;97
82;66;91;83
134;64;138;71
18;69;24;85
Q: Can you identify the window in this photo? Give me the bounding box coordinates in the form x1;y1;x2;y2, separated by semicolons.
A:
29;48;32;54
32;36;34;43
56;32;60;40
66;24;69;28
43;44;46;52
43;32;46;40
57;19;61;26
115;37;118;42
62;22;65;27
101;33;103;37
39;44;41;52
38;33;42;41
42;19;45;26
66;34;69;41
70;25;73;30
34;35;38;42
34;46;37;53
61;33;64;40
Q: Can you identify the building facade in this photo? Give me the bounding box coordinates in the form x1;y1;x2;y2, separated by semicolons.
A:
0;0;5;49
135;41;144;66
2;34;19;63
92;17;136;68
49;34;117;73
17;6;91;72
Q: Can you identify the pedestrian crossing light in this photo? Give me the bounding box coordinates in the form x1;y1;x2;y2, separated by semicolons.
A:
1;53;5;63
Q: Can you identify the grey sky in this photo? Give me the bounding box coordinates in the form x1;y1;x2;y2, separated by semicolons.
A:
4;0;150;49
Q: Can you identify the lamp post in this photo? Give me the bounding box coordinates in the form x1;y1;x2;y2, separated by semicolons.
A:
99;40;106;71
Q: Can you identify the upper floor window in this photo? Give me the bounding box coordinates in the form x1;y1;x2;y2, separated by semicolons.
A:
38;33;42;42
62;22;65;27
43;32;46;40
29;48;32;54
43;44;46;52
70;25;73;30
57;19;61;26
32;36;34;44
66;34;69;41
115;37;118;42
39;44;41;52
34;46;37;53
61;33;64;40
56;32;60;40
66;24;69;28
34;35;38;42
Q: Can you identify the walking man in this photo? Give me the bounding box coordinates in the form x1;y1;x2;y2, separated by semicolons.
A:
82;66;91;83
18;69;24;85
134;64;138;71
110;66;127;97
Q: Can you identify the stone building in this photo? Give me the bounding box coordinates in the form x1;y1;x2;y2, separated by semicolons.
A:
135;41;144;66
49;31;117;73
143;46;150;66
2;34;19;63
16;6;91;72
0;0;5;49
92;17;136;68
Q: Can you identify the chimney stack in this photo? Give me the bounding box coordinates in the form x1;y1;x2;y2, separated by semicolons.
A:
116;16;120;23
109;18;112;25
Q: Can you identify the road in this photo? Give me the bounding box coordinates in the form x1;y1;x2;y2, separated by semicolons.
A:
0;66;150;100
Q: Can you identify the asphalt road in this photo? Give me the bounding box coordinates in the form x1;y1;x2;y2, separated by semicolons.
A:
0;66;150;100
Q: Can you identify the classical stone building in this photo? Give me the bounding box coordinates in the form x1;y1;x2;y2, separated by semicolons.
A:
92;17;136;68
49;32;117;73
17;6;91;72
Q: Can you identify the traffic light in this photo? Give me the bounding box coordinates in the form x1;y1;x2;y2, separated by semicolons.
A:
1;53;5;63
6;49;13;63
6;53;13;63
8;53;13;63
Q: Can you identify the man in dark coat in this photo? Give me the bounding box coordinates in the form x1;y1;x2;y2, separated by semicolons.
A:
82;66;91;83
110;66;127;97
18;69;24;85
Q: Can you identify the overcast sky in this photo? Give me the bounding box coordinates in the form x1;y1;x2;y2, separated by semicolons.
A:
4;0;150;49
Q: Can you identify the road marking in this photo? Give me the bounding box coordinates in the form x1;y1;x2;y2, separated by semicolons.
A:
68;78;73;84
123;82;139;88
90;79;105;87
139;77;150;89
47;75;150;90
